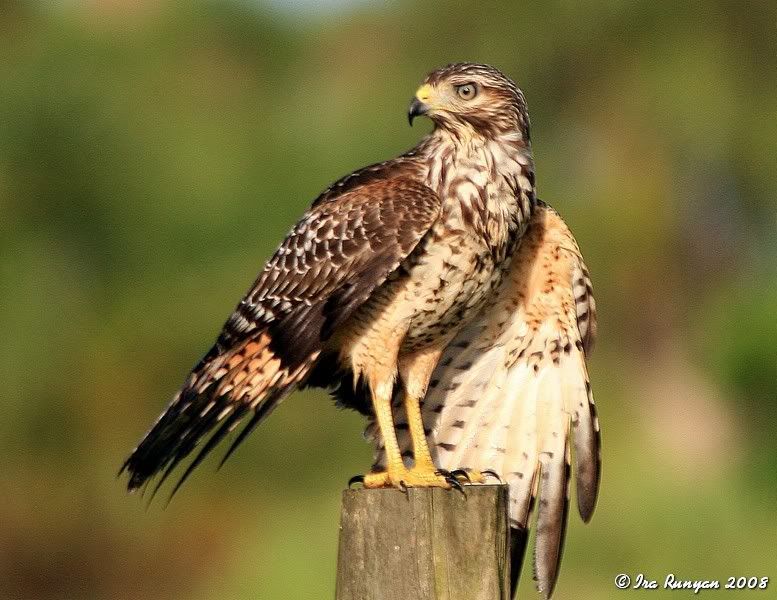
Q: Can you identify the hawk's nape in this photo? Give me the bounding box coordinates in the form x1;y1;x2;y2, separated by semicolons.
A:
369;202;599;599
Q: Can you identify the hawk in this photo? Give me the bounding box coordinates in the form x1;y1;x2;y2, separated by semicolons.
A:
121;63;599;598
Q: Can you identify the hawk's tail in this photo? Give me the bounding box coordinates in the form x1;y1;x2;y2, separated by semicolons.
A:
120;331;315;499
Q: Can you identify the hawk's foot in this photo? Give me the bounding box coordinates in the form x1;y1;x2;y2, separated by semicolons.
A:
442;468;503;484
351;467;463;491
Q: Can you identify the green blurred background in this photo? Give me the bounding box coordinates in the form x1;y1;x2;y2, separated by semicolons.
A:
2;0;776;598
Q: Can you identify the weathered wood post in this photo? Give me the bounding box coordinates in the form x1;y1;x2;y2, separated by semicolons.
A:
335;484;511;600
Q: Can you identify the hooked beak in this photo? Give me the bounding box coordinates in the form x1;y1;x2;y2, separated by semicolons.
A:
407;97;429;126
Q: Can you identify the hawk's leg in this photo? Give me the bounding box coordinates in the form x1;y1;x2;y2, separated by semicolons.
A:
360;347;455;489
402;381;436;473
397;347;500;488
395;347;454;487
361;377;452;489
361;378;405;488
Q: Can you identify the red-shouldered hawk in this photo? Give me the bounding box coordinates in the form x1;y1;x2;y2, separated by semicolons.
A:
121;63;599;599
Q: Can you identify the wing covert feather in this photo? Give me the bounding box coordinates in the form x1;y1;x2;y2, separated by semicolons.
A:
230;176;441;365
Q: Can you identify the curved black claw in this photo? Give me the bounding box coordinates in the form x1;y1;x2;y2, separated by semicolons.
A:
348;474;365;488
450;469;473;483
442;473;466;494
398;480;408;493
482;469;504;484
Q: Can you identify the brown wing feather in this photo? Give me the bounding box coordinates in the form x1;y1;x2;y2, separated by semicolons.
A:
121;168;441;496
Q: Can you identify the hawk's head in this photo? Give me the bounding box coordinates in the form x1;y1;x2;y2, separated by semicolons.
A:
409;63;530;140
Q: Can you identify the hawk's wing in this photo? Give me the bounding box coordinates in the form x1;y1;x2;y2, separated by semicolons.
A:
375;201;599;599
121;169;441;496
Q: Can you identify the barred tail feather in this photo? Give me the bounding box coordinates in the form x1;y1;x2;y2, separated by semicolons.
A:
502;363;540;530
120;331;314;498
567;351;600;522
426;345;504;468
533;361;571;599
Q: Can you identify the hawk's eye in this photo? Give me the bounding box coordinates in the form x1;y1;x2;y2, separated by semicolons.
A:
456;83;477;100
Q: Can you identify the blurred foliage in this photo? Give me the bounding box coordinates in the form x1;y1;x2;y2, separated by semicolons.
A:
1;0;776;598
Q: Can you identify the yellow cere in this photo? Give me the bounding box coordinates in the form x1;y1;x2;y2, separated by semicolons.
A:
415;84;433;103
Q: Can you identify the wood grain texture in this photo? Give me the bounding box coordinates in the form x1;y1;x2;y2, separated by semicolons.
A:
336;485;510;600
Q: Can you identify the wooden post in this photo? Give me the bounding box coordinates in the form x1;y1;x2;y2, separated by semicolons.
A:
335;484;511;600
